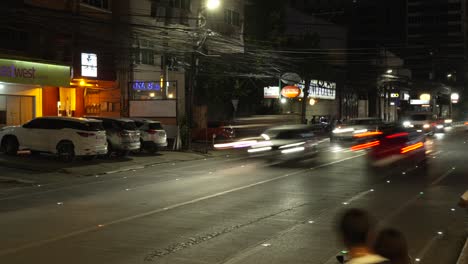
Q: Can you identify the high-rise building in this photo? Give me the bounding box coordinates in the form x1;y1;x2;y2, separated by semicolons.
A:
406;0;467;82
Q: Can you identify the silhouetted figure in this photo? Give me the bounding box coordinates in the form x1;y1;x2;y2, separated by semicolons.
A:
338;208;389;264
374;228;412;264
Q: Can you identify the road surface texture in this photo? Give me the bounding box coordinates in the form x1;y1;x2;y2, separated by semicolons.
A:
0;131;466;264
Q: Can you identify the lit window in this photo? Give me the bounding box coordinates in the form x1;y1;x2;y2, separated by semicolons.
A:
81;0;110;10
224;10;241;26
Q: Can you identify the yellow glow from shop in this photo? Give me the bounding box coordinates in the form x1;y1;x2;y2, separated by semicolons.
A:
79;79;86;86
420;93;431;101
168;93;174;99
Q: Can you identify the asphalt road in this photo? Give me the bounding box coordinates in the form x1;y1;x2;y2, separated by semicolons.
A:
0;130;466;264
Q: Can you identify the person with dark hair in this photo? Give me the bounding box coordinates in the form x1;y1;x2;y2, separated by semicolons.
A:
374;228;412;264
338;208;389;264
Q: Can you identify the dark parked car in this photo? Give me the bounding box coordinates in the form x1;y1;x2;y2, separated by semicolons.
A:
193;121;235;141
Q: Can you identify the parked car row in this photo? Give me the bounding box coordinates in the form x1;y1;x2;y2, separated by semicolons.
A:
0;116;167;162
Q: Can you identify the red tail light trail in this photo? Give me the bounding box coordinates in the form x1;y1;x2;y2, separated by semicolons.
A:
351;140;380;151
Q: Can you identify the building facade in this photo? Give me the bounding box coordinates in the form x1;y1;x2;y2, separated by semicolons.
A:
0;0;119;127
116;0;245;138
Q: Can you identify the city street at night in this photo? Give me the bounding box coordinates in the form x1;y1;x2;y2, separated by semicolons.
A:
0;129;466;264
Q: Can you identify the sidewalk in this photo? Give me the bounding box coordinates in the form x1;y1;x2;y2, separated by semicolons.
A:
457;238;468;264
0;148;245;185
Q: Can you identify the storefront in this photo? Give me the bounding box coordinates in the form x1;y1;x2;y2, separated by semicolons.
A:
0;58;70;126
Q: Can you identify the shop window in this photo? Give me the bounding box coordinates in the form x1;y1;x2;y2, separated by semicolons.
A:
81;0;110;10
224;10;241;26
169;0;191;10
141;50;155;65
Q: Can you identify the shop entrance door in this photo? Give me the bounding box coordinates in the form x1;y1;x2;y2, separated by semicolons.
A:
0;95;35;126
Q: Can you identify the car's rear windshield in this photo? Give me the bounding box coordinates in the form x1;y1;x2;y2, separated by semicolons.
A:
118;121;138;130
149;122;164;130
75;121;104;131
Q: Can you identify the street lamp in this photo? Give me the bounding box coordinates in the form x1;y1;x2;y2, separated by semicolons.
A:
386;69;393;74
187;0;221;150
447;73;453;78
206;0;221;10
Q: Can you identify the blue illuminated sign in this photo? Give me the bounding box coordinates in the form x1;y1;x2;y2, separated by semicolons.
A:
132;81;161;91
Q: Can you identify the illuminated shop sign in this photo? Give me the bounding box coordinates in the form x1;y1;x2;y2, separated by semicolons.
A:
132;81;162;91
0;58;70;86
298;80;336;100
81;53;98;77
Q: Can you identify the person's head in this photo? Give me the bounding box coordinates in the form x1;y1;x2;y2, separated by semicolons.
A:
338;208;376;248
374;228;410;263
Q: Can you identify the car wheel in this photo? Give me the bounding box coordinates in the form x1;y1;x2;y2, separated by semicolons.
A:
4;137;19;156
145;143;158;154
57;142;75;163
105;141;114;158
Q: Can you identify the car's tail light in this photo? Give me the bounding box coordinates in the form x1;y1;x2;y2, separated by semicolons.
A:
77;132;95;137
147;129;157;134
386;132;409;139
351;140;380;151
401;142;424;154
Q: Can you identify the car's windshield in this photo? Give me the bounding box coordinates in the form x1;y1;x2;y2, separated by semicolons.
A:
409;115;432;121
118;121;137;130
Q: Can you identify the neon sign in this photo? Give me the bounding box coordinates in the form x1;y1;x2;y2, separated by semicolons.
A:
132;81;162;91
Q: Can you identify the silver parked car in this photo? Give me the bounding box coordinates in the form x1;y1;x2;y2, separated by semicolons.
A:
87;117;140;157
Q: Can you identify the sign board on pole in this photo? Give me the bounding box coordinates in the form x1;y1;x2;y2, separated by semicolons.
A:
264;86;280;99
281;86;301;98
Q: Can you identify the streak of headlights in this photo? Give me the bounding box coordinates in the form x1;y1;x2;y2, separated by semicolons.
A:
279;142;306;149
281;146;305;154
247;147;272;153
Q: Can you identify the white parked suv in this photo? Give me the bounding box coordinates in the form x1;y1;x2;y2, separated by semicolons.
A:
133;119;168;154
0;117;107;162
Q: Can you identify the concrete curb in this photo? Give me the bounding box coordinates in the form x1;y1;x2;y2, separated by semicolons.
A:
0;176;35;184
457;238;468;264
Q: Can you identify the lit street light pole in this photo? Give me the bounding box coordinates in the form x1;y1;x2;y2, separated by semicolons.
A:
187;0;220;150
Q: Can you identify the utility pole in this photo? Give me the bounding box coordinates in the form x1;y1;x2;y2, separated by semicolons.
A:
301;78;311;124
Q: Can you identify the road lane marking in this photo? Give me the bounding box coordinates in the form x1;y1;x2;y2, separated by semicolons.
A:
414;233;441;263
223;188;376;264
430;168;455;186
0;154;365;257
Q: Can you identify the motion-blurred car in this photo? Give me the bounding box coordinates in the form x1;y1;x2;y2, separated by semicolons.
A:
401;113;437;134
247;125;328;162
133;119;167;154
331;117;384;141
193;121;235;141
354;125;427;167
